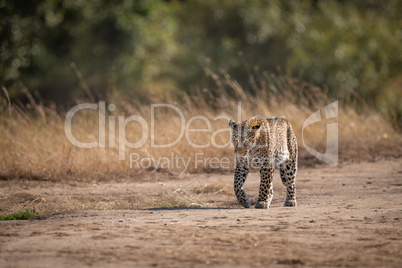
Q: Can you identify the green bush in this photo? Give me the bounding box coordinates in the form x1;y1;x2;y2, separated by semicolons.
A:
0;208;38;221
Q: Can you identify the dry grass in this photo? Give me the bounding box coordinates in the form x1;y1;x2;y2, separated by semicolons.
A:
0;182;209;215
1;72;401;183
189;183;231;195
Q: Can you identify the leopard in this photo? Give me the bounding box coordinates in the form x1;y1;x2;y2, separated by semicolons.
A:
229;115;298;209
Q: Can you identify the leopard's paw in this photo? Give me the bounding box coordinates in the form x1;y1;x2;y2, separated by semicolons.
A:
255;201;269;209
284;199;297;207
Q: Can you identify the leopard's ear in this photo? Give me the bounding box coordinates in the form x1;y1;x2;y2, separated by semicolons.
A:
229;119;236;128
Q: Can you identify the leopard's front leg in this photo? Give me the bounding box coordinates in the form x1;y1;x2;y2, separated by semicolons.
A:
234;157;251;208
255;160;274;209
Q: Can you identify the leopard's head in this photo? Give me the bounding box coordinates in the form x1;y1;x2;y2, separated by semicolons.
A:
229;115;268;157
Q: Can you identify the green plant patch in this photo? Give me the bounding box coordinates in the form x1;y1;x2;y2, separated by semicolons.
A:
0;209;38;221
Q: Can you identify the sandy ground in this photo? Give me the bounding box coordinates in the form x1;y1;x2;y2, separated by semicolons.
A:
0;158;402;267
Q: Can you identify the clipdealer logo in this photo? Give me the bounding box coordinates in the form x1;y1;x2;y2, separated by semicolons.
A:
64;101;338;170
302;101;338;167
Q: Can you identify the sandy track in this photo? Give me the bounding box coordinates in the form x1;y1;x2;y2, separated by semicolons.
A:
1;159;402;267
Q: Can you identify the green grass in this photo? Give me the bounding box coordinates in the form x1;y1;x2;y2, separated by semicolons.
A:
0;208;38;221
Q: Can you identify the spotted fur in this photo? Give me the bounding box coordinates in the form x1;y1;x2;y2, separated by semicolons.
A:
229;115;298;209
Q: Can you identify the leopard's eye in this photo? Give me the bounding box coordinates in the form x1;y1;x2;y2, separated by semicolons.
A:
252;124;261;130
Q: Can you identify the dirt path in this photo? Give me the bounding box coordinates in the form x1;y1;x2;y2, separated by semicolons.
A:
1;159;402;267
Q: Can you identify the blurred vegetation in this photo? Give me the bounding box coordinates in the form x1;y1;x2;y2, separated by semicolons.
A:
0;208;37;220
0;0;401;128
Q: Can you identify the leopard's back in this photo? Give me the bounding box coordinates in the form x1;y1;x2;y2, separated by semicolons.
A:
265;117;297;167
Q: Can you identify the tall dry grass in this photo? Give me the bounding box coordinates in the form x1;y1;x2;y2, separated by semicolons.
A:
1;72;401;182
